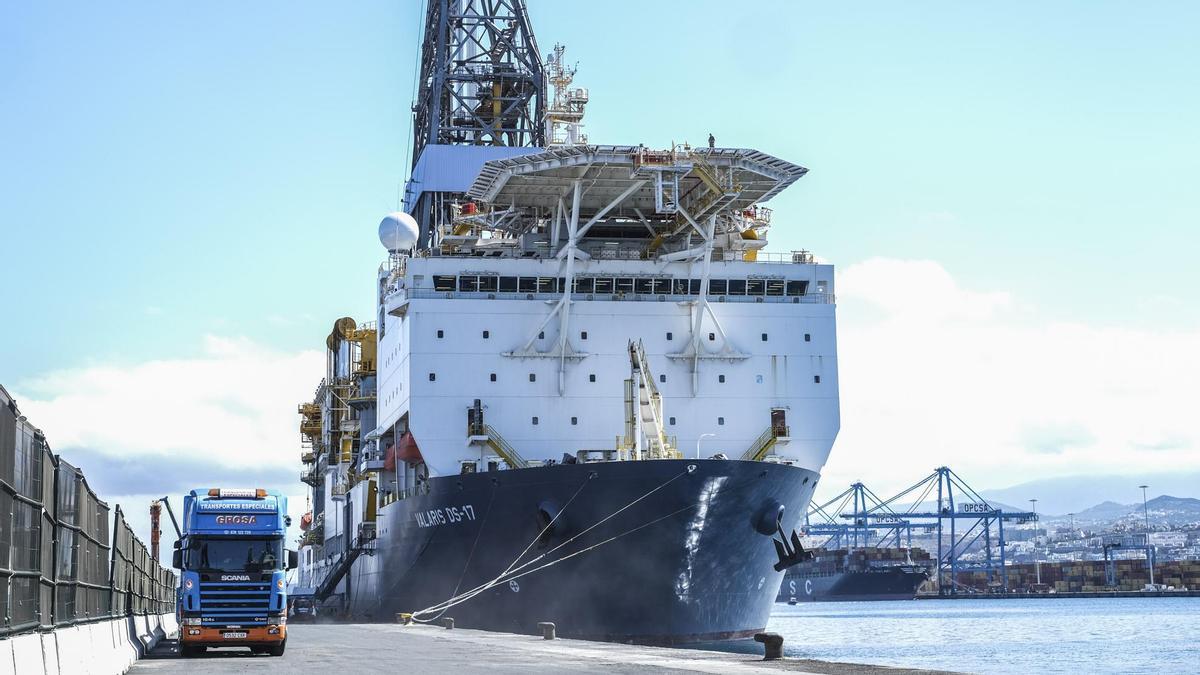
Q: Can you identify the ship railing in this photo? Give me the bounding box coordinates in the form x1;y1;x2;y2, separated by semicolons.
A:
741;424;789;462
398;288;835;305
409;247;818;264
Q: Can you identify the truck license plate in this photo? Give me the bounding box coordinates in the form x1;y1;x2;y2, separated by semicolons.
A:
222;632;248;639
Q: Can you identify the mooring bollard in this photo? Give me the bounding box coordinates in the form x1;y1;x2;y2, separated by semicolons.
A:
396;613;413;624
538;621;556;640
753;632;783;660
442;617;455;629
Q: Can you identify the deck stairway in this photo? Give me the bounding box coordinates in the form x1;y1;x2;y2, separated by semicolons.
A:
740;423;790;462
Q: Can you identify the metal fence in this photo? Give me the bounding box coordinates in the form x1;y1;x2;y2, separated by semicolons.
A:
1;385;176;637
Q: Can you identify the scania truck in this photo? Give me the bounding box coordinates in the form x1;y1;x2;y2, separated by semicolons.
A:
170;488;296;657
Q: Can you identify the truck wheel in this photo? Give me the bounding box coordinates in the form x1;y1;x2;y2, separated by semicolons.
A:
268;640;286;657
181;645;205;658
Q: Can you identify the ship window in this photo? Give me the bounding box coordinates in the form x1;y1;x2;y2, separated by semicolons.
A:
532;417;539;425
529;373;536;382
786;280;809;297
571;417;578;426
482;330;490;339
458;276;479;292
580;331;588;340
574;277;595;293
756;374;764;384
499;276;518;292
746;279;765;296
814;375;821;383
615;278;634;294
659;374;666;383
489;373;496;382
537;277;557;293
669;417;676;425
539;331;545;340
589;374;596;382
689;279;701;295
437;330;444;339
709;279;727;295
766;279;785;296
761;333;768;341
718;417;725;426
666;332;673;341
652;279;671;294
428;373;436;381
595;277;614;294
634;278;653;294
478;275;498;292
433;275;456;292
519;277;537;293
728;279;747;295
673;279;689;295
804;333;811;342
718;374;726;383
708;332;716;341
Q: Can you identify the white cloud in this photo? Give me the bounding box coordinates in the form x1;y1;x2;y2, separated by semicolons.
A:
15;336;324;471
12;337;324;565
823;257;1200;496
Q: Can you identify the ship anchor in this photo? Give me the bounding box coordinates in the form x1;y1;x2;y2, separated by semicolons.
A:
772;523;813;572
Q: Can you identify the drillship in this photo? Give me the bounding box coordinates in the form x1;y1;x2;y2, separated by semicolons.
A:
294;0;839;643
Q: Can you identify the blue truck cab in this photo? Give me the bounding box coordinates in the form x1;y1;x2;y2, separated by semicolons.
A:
172;488;296;657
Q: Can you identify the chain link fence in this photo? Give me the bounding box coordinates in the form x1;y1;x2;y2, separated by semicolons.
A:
1;386;176;637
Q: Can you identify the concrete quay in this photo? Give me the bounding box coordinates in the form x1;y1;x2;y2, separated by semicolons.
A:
129;622;955;674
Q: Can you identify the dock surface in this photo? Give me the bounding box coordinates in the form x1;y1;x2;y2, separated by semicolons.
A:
129;623;955;674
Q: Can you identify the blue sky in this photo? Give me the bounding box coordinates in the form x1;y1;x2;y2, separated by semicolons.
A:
2;1;1199;532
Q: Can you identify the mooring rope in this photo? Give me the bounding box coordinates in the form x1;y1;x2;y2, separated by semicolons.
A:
412;471;596;621
409;466;693;621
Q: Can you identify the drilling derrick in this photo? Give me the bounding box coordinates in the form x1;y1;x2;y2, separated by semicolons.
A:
407;0;547;247
412;0;545;159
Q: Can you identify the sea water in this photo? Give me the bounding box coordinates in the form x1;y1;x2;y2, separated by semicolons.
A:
713;597;1199;674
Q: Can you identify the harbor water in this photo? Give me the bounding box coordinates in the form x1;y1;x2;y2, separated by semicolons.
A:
704;597;1200;674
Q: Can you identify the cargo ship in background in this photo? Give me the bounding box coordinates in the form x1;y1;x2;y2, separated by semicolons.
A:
291;0;840;643
778;547;930;603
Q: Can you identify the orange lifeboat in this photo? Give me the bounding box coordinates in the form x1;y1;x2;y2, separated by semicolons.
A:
300;512;313;531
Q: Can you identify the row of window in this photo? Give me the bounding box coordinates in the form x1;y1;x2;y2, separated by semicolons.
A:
526;415;733;426
433;275;811;297
430;372;822;384
436;329;814;343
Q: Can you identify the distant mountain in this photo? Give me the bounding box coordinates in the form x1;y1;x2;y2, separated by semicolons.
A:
1043;495;1200;527
1070;500;1134;523
978;472;1200;516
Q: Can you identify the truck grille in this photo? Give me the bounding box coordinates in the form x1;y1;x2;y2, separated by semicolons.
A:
198;580;272;627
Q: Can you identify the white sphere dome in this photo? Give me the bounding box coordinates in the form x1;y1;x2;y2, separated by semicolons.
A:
378;211;419;251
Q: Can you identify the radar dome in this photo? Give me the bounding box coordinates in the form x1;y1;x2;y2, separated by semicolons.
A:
378;211;419;251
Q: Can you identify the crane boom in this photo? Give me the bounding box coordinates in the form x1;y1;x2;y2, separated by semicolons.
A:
158;495;182;539
626;340;678;460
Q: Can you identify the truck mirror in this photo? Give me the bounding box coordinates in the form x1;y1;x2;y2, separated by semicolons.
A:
287;550;299;570
172;549;183;570
173;539;181;549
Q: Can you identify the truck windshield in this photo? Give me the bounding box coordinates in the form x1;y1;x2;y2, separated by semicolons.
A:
187;538;284;573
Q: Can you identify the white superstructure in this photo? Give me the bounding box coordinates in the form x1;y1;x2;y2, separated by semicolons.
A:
370;144;840;487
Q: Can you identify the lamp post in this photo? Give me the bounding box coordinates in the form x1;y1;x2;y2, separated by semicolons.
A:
1139;484;1155;587
1029;498;1040;586
696;433;716;460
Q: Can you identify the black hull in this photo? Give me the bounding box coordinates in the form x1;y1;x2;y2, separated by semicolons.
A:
778;568;927;603
338;459;817;643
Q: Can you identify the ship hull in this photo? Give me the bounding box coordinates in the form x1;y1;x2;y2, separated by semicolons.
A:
339;458;817;643
778;567;927;603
